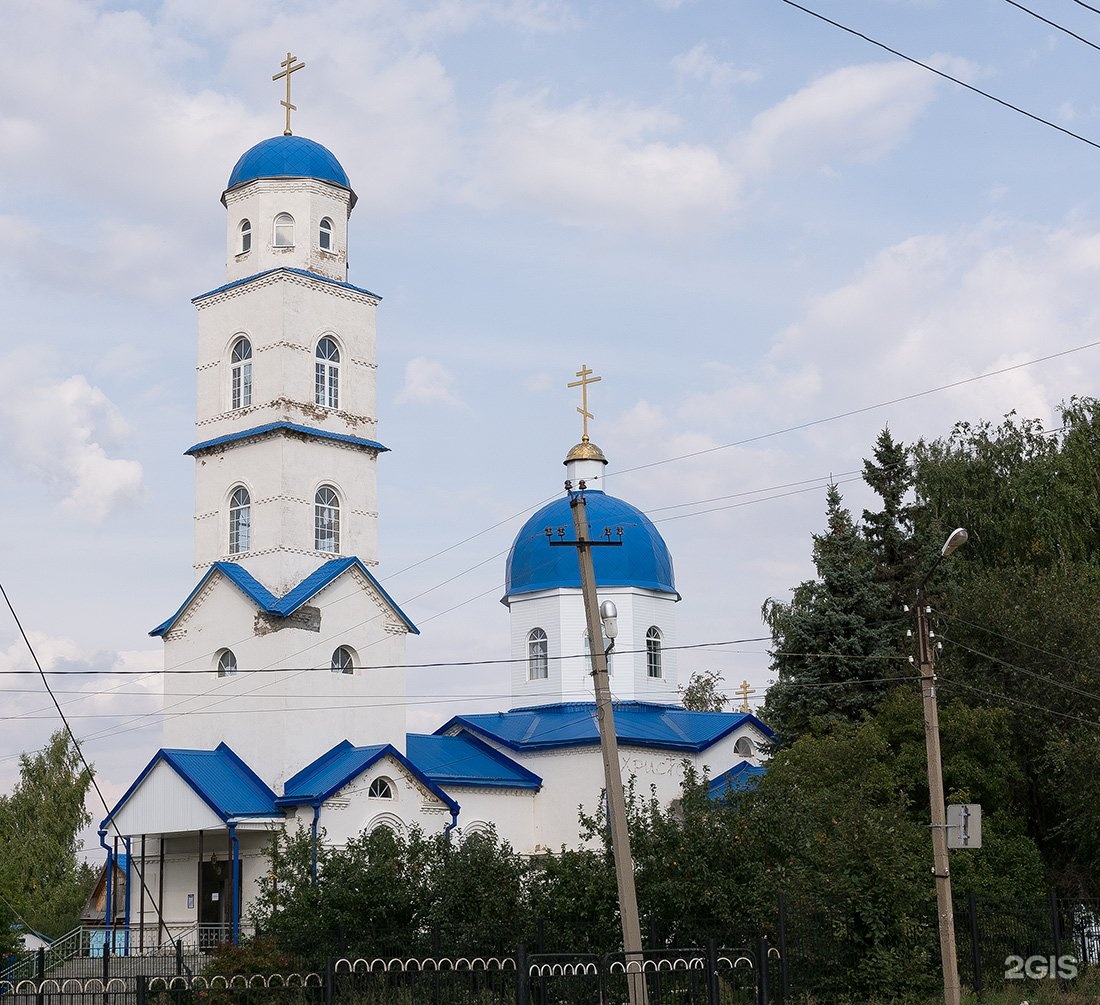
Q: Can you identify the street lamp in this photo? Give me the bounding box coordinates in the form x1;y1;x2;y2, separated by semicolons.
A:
914;527;967;1005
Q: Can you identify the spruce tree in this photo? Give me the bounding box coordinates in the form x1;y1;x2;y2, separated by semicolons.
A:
761;484;897;746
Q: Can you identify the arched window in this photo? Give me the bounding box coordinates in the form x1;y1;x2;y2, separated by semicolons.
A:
734;736;754;758
319;217;333;251
646;626;663;678
368;778;394;799
527;628;548;680
239;219;251;254
230;337;252;410
273;213;295;247
229;486;251;554
315;485;340;552
217;649;238;677
315;337;340;408
331;645;353;674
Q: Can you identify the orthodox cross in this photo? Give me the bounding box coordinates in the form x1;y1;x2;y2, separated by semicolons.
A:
273;52;306;136
736;679;757;713
567;364;602;443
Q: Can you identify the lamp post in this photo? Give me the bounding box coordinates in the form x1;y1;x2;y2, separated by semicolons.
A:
915;527;967;1005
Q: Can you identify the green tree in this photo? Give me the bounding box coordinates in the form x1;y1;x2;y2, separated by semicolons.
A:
0;730;95;938
678;668;728;711
761;484;898;745
861;426;920;611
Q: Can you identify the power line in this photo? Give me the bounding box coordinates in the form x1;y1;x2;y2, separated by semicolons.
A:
1000;0;1100;52
776;0;1100;152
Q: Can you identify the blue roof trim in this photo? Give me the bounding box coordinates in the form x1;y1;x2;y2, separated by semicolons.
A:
435;702;774;754
186;421;388;457
277;740;460;814
193;267;380;304
505;490;678;601
707;760;766;799
150;557;418;637
405;732;543;790
101;742;279;829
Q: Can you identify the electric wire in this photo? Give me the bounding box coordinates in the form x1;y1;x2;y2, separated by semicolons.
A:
776;0;1100;153
938;673;1100;731
1000;0;1100;52
0;579;181;955
938;611;1100;678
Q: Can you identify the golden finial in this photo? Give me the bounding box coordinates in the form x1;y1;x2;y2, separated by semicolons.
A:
567;364;602;444
736;679;757;714
272;52;306;136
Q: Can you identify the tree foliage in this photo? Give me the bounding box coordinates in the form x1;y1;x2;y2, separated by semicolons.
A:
678;668;728;711
0;729;95;938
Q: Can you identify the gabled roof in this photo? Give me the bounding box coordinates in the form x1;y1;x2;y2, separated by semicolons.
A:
101;743;279;830
150;556;418;637
193;266;379;304
277;740;460;815
435;702;774;754
405;733;542;790
707;760;766;799
185;421;387;457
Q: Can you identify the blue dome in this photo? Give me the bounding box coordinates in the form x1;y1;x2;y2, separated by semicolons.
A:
506;491;677;599
225;135;351;191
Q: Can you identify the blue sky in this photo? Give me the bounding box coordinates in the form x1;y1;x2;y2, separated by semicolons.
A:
3;0;1100;822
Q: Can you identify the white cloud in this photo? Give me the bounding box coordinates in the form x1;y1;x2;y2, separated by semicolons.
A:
738;61;938;179
0;353;144;522
398;357;465;406
672;43;759;89
469;88;736;231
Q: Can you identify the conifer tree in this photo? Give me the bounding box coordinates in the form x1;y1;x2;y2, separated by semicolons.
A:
761;484;896;746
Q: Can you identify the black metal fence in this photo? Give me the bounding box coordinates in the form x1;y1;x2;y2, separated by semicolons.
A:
4;892;1097;1004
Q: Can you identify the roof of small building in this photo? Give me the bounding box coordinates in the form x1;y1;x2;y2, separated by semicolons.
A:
505;491;677;601
707;760;767;798
225;135;351;193
277;740;459;814
150;556;418;638
102;743;279;830
405;733;543;790
436;701;773;753
192;266;380;305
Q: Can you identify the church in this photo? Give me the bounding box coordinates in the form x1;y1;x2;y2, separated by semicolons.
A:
97;66;771;948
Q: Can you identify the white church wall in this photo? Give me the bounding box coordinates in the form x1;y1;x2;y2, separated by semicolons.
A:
449;787;536;852
162;572;409;787
223;179;351;284
191;434;380;586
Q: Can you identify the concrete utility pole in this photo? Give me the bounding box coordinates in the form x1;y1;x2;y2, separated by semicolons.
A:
914;527;968;1005
557;484;649;1005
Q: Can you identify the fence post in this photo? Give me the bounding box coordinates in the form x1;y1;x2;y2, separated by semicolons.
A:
102;921;111;986
431;924;441;1005
35;947;44;1005
175;938;183;977
324;958;335;1005
136;974;148;1005
778;892;789;1003
756;936;770;1005
1050;891;1066;991
967;892;983;997
705;938;719;1005
515;943;529;1005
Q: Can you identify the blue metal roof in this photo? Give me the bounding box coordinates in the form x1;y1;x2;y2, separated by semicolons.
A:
277;740;460;814
505;491;677;600
150;557;419;637
436;702;774;753
192;266;380;304
225;135;351;193
405;733;542;790
707;761;766;799
102;743;279;829
186;421;388;457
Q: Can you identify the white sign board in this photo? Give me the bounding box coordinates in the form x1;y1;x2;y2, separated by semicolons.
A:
947;803;982;848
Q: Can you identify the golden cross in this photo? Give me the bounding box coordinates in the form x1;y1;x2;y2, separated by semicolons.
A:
272;52;306;136
736;679;757;714
567;364;602;443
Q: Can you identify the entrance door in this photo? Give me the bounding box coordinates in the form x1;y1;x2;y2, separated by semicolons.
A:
198;860;228;948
